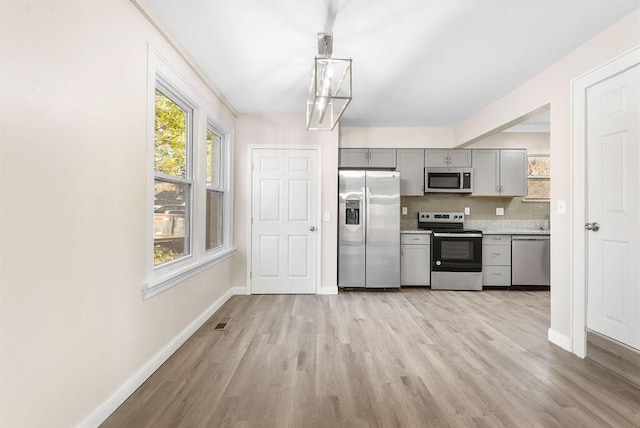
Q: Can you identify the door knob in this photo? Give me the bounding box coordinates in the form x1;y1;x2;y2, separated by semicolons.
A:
585;222;600;232
309;226;316;232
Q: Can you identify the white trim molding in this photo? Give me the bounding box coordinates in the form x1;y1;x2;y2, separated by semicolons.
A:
246;145;323;295
319;286;339;295
144;247;236;299
76;286;245;427
570;46;640;359
548;328;572;352
145;46;235;299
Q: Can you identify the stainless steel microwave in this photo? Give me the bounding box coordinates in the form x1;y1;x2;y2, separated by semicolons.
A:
425;168;473;193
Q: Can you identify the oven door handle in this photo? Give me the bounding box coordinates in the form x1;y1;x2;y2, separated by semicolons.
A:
433;232;483;238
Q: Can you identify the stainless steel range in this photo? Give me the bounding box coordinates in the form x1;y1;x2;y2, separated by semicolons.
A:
418;212;483;291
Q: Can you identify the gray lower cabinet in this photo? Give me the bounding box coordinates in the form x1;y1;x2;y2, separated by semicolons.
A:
396;149;425;195
482;234;511;286
400;234;430;286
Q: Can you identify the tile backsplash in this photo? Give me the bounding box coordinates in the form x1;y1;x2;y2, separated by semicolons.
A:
400;193;550;229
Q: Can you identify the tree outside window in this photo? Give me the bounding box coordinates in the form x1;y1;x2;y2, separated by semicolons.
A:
525;155;550;200
153;89;192;266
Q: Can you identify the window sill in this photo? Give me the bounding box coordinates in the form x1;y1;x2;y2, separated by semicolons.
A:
143;247;236;300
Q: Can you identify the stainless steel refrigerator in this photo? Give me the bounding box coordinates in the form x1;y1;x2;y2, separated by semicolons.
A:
338;170;400;288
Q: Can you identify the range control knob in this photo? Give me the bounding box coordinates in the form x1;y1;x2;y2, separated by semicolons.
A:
435;260;442;266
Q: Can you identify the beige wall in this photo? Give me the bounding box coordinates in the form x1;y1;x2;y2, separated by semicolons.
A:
0;1;235;426
468;132;550;154
340;126;453;148
233;115;339;293
453;10;640;345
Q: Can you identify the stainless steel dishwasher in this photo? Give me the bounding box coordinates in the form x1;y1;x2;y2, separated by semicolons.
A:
511;235;550;286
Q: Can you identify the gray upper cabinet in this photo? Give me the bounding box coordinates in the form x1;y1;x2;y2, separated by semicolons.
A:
339;149;369;168
499;150;528;196
396;149;425;195
472;149;527;196
339;148;396;168
425;149;472;168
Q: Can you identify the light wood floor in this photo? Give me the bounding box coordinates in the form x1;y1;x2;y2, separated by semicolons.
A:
103;290;640;427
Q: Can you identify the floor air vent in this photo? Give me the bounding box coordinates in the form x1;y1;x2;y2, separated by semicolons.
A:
213;316;232;331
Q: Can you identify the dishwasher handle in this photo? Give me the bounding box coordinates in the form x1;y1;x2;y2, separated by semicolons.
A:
511;235;550;241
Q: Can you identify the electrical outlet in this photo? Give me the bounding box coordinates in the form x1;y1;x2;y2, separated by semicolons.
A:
464;207;470;215
558;200;566;215
496;207;504;216
402;207;408;215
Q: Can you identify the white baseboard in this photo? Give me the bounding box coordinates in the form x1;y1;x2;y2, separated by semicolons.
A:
231;286;249;295
548;328;572;352
318;285;338;295
77;286;241;428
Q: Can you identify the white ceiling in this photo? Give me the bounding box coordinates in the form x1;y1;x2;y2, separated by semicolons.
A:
145;0;639;127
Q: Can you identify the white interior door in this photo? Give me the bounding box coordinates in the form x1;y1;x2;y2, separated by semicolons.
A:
251;149;318;294
586;64;640;350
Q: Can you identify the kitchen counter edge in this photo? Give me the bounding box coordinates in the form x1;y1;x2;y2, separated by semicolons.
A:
400;229;550;236
479;230;550;236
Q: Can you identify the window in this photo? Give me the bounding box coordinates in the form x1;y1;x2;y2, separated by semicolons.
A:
146;49;234;299
153;89;192;266
525;155;550;201
206;128;223;251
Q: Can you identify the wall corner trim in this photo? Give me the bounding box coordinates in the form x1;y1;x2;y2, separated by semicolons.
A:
318;286;339;295
76;286;243;427
231;286;250;295
548;328;572;353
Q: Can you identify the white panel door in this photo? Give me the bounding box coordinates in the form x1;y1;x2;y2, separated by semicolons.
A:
251;149;318;294
586;64;640;350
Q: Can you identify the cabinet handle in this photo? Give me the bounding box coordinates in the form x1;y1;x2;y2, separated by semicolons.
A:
492;252;501;256
492;272;502;276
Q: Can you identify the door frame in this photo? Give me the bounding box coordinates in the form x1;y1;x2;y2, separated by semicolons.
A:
246;145;323;295
571;46;640;358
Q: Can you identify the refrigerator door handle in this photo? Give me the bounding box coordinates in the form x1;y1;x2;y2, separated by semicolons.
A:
365;186;370;244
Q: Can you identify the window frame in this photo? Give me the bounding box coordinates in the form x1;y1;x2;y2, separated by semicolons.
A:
145;48;235;299
153;85;195;267
205;124;225;252
523;153;551;202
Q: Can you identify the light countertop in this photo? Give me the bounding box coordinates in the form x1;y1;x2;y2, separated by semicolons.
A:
400;229;431;234
480;229;550;236
400;229;550;235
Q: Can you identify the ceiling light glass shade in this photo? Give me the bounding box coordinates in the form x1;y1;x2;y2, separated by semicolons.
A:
306;57;352;131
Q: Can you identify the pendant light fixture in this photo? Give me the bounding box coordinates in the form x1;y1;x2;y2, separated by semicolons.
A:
306;33;352;131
